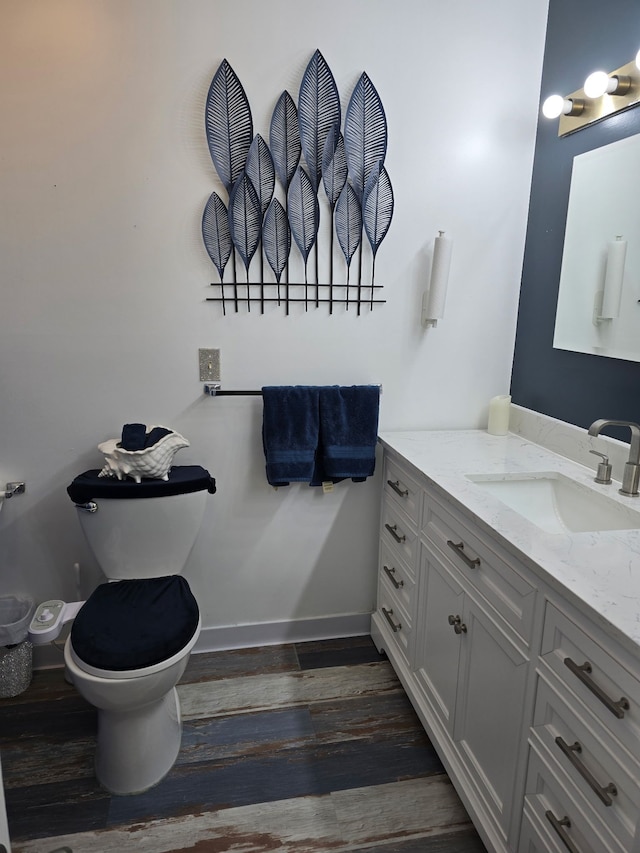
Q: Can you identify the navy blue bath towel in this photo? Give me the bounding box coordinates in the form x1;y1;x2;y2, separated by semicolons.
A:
319;385;380;481
262;385;379;486
262;386;320;486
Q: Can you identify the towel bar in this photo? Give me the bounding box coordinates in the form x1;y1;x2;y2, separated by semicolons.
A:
204;385;382;397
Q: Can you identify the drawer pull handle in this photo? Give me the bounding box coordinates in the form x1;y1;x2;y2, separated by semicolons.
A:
448;614;467;635
383;564;404;589
555;737;618;806
385;523;406;544
387;479;409;498
381;606;401;633
564;658;630;719
446;539;481;569
545;811;580;853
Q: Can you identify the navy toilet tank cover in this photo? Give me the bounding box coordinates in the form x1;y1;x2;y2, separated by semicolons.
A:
67;465;216;504
70;576;199;671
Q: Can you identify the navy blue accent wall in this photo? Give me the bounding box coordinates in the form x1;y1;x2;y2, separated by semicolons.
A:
510;0;640;430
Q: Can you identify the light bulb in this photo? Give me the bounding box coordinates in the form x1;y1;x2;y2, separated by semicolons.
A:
584;70;612;98
542;94;566;119
541;95;583;119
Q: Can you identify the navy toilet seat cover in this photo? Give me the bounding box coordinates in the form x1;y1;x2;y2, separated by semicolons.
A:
70;576;199;671
67;465;216;504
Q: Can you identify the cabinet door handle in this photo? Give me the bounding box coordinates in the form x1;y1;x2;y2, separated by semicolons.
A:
385;523;406;544
446;539;481;569
555;737;617;806
545;811;580;853
564;658;630;719
383;564;404;589
381;606;401;633
448;614;467;634
387;479;409;498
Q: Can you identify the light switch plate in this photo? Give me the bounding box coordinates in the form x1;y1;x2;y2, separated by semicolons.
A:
199;348;220;382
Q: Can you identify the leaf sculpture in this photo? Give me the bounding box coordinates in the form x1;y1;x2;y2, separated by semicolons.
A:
228;172;262;308
246;134;275;294
202;191;232;282
344;71;388;296
363;162;394;305
205;59;254;193
263;198;291;288
246;134;275;216
322;123;348;298
298;50;341;195
287;166;320;305
202;191;232;315
335;182;362;309
343;72;388;202
322;123;347;208
269;91;301;192
270;90;301;288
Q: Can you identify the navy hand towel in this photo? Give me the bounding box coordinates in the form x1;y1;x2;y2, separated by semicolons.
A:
262;386;320;486
319;385;380;481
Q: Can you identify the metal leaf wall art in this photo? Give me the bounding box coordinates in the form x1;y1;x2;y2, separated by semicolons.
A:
363;161;394;305
288;166;320;308
263;198;291;288
202;191;233;314
202;52;392;315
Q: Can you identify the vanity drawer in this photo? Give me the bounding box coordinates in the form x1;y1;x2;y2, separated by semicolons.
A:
381;500;418;572
531;674;639;848
422;490;536;644
376;572;413;668
540;601;640;760
378;540;415;616
383;456;422;526
524;745;626;853
518;803;566;853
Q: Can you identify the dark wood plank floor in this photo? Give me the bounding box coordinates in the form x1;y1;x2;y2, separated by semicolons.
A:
1;636;486;853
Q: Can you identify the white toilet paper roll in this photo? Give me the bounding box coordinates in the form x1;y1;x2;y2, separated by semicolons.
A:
487;395;511;436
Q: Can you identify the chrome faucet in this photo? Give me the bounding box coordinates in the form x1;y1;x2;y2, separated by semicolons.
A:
588;419;640;496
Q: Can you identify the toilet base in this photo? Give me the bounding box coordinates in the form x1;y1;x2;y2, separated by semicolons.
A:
95;686;182;795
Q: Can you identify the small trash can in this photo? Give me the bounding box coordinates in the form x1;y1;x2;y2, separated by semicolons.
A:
0;595;35;698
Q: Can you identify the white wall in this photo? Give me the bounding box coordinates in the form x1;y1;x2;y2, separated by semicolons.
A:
0;0;548;646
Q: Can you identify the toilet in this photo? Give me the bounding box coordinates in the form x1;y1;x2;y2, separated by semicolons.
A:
63;464;215;795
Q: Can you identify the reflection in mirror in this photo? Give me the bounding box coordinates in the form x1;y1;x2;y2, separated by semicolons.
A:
553;133;640;361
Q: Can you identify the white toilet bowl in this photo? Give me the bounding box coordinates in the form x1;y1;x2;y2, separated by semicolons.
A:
64;611;201;795
63;465;215;795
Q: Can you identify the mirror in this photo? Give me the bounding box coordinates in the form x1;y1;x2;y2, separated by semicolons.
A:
553;133;640;362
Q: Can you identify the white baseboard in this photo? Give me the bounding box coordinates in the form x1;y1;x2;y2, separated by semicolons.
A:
32;613;373;669
193;613;372;653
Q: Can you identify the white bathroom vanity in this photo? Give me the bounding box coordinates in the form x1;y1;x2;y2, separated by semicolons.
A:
372;415;640;853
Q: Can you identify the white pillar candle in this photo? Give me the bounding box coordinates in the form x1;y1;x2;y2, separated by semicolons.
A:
487;395;511;436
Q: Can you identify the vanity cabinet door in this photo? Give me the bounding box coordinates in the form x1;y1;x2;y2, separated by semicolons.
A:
415;541;529;845
414;546;464;734
454;595;529;842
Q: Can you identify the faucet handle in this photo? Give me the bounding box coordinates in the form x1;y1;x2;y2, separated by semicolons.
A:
590;450;612;485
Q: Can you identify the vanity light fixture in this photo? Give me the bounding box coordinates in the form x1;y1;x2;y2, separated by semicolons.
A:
542;54;640;136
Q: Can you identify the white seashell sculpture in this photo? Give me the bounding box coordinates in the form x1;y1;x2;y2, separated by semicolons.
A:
97;426;189;483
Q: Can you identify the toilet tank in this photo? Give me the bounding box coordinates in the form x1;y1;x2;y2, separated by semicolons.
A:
67;466;215;580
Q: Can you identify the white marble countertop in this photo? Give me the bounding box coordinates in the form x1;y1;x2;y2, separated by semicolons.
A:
378;429;640;655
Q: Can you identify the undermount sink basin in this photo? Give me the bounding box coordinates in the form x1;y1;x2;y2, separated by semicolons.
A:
466;472;640;534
